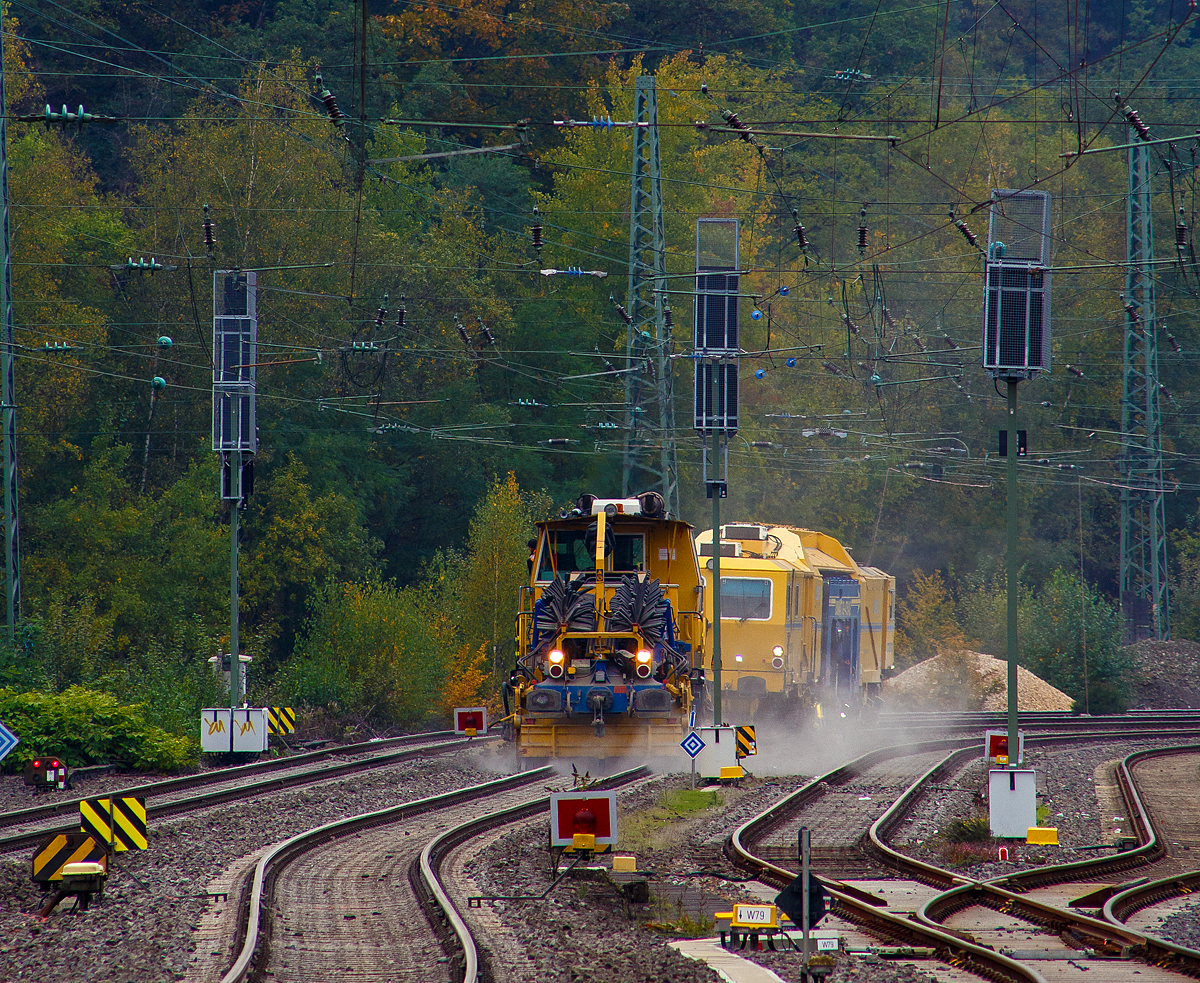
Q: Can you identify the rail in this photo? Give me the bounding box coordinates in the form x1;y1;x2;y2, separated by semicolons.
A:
219;767;553;983
418;765;652;983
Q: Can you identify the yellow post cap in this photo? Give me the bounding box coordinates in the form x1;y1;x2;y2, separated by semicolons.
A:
613;855;637;872
60;862;106;877
1026;827;1059;845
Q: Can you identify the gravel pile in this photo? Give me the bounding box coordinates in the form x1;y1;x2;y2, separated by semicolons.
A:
0;751;500;982
893;740;1163;879
1125;639;1200;709
884;651;1074;711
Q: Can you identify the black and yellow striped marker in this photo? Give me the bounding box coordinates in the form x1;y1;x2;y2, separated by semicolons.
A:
32;832;107;882
735;725;757;759
268;706;296;735
80;796;148;852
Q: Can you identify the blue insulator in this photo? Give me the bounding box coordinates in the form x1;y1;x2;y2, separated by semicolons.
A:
157;335;173;348
751;308;763;320
151;376;166;390
786;357;796;367
754;368;766;379
779;285;789;296
870;373;882;384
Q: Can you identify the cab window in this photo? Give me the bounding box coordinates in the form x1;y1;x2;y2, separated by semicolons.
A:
536;531;645;579
721;578;772;620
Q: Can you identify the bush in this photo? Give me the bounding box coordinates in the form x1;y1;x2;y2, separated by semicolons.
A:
0;686;194;772
277;579;446;728
944;817;992;843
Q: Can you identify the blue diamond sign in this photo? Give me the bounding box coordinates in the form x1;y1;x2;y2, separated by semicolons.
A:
680;731;706;759
0;719;19;765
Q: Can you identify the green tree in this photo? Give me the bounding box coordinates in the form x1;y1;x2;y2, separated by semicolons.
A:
1022;569;1131;713
281;579;444;727
459;472;552;687
895;570;963;669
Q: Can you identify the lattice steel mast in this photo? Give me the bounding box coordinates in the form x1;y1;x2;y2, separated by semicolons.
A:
621;76;678;515
1120;129;1170;640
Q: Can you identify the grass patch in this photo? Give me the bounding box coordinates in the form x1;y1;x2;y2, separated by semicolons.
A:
620;788;725;853
643;913;714;937
944;817;992;843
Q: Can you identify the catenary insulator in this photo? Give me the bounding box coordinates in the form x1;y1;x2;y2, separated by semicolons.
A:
202;204;216;252
1168;333;1182;353
375;295;388;329
955;219;978;246
791;209;809;250
1177;206;1189;249
883;308;897;331
316;74;345;124
531;206;544;255
844;316;859;335
1067;364;1084;378
663;307;674;330
857;207;868;255
397;295;406;330
1123;105;1150;141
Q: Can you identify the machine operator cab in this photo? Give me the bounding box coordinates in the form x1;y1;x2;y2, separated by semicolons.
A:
509;493;707;762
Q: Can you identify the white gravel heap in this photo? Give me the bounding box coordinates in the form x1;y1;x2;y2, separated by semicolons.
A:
884;650;1074;711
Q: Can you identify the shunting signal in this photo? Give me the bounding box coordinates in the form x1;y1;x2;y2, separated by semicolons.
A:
267;706;296;735
80;796;147;852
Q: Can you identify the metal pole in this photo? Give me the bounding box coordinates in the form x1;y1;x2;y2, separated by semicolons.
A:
0;27;19;643
800;826;811;980
229;399;242;710
711;425;722;727
1006;380;1019;764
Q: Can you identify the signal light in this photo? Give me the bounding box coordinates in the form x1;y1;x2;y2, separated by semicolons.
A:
549;649;564;663
773;645;783;656
636;649;652;663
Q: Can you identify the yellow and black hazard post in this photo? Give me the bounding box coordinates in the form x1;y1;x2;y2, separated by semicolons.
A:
31;832;107;884
80;796;148;853
735;725;757;760
267;706;296;736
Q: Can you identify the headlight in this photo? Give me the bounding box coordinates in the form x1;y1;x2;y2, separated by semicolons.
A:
549;649;564;664
773;645;783;657
636;649;652;664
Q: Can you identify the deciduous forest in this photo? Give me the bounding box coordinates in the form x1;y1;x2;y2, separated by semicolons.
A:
0;0;1195;757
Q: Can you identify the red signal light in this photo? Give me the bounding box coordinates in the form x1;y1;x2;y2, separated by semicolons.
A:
32;759;39;768
51;760;59;769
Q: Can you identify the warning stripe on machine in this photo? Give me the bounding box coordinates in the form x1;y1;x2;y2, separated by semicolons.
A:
80;796;148;852
32;832;107;882
268;706;296;735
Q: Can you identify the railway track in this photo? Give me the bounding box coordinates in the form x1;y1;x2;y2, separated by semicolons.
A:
215;765;651;983
0;731;491;853
729;726;1200;983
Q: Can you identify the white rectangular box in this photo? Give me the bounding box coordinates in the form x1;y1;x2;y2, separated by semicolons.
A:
231;708;269;752
693;725;738;779
200;708;232;753
989;768;1037;838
